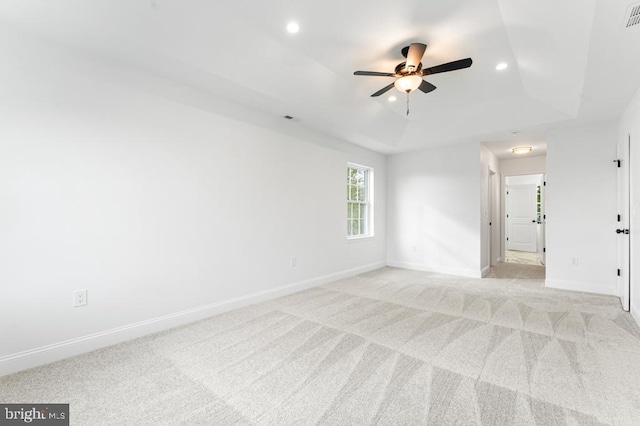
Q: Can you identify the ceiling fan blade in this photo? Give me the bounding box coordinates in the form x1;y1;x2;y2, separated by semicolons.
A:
422;58;473;76
406;43;427;71
354;71;395;77
418;80;437;93
371;83;395;97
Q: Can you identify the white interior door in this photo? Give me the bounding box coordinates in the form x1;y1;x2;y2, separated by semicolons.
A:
507;184;537;252
617;136;631;312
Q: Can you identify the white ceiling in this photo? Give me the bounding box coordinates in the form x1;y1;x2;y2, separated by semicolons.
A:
1;0;639;156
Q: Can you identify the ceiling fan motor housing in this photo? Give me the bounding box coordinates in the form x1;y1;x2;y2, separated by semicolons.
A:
395;62;422;76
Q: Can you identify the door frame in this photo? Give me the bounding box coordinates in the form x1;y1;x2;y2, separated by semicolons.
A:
488;170;498;266
617;134;631;311
539;175;546;265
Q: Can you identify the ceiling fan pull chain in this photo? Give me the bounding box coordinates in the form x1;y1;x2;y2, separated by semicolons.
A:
406;92;410;116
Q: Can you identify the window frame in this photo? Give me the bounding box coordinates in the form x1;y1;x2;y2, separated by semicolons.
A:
346;162;374;240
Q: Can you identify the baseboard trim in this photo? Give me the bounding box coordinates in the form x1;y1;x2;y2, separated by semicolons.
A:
631;307;640;328
544;279;617;296
0;261;385;378
386;260;482;279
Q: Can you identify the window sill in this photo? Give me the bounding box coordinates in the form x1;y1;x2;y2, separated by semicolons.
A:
347;235;375;243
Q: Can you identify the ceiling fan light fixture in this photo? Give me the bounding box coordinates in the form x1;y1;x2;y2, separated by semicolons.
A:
394;75;422;93
496;62;508;71
286;22;299;33
512;145;532;155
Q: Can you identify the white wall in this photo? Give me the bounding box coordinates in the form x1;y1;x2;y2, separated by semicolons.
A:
0;26;386;375
501;156;547;176
619;87;640;324
545;124;617;295
480;146;501;272
387;142;481;277
506;174;543;186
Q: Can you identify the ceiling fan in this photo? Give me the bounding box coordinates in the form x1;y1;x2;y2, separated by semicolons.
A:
354;43;472;114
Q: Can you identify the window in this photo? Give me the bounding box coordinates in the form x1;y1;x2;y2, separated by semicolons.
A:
347;163;373;238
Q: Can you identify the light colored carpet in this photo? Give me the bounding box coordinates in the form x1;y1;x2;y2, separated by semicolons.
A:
506;249;544;266
2;267;640;425
487;262;545;280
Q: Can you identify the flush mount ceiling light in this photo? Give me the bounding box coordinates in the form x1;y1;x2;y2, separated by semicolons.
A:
496;62;508;71
286;22;299;33
393;75;423;93
512;145;532;155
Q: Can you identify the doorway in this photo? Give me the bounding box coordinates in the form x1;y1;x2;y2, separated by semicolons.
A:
505;174;545;266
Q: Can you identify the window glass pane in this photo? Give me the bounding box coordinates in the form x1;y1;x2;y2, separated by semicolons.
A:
347;202;356;220
350;219;359;236
349;184;359;201
347;168;357;185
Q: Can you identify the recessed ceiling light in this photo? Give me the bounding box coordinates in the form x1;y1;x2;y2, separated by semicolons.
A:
512;145;532;155
496;62;508;71
286;22;300;33
388;96;397;102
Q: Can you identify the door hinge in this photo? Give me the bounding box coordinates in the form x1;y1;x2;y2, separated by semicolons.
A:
614;159;621;167
506;214;509;218
618;269;621;277
543;181;546;186
618;214;621;222
489;222;492;226
543;214;546;220
543;248;546;253
506;237;509;241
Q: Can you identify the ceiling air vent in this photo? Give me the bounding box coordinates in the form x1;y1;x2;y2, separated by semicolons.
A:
623;3;640;29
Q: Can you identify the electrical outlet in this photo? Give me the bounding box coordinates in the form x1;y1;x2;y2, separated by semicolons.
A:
74;289;87;307
291;257;297;267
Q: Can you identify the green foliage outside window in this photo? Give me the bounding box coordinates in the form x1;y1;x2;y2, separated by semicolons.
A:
536;185;541;223
347;166;371;237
